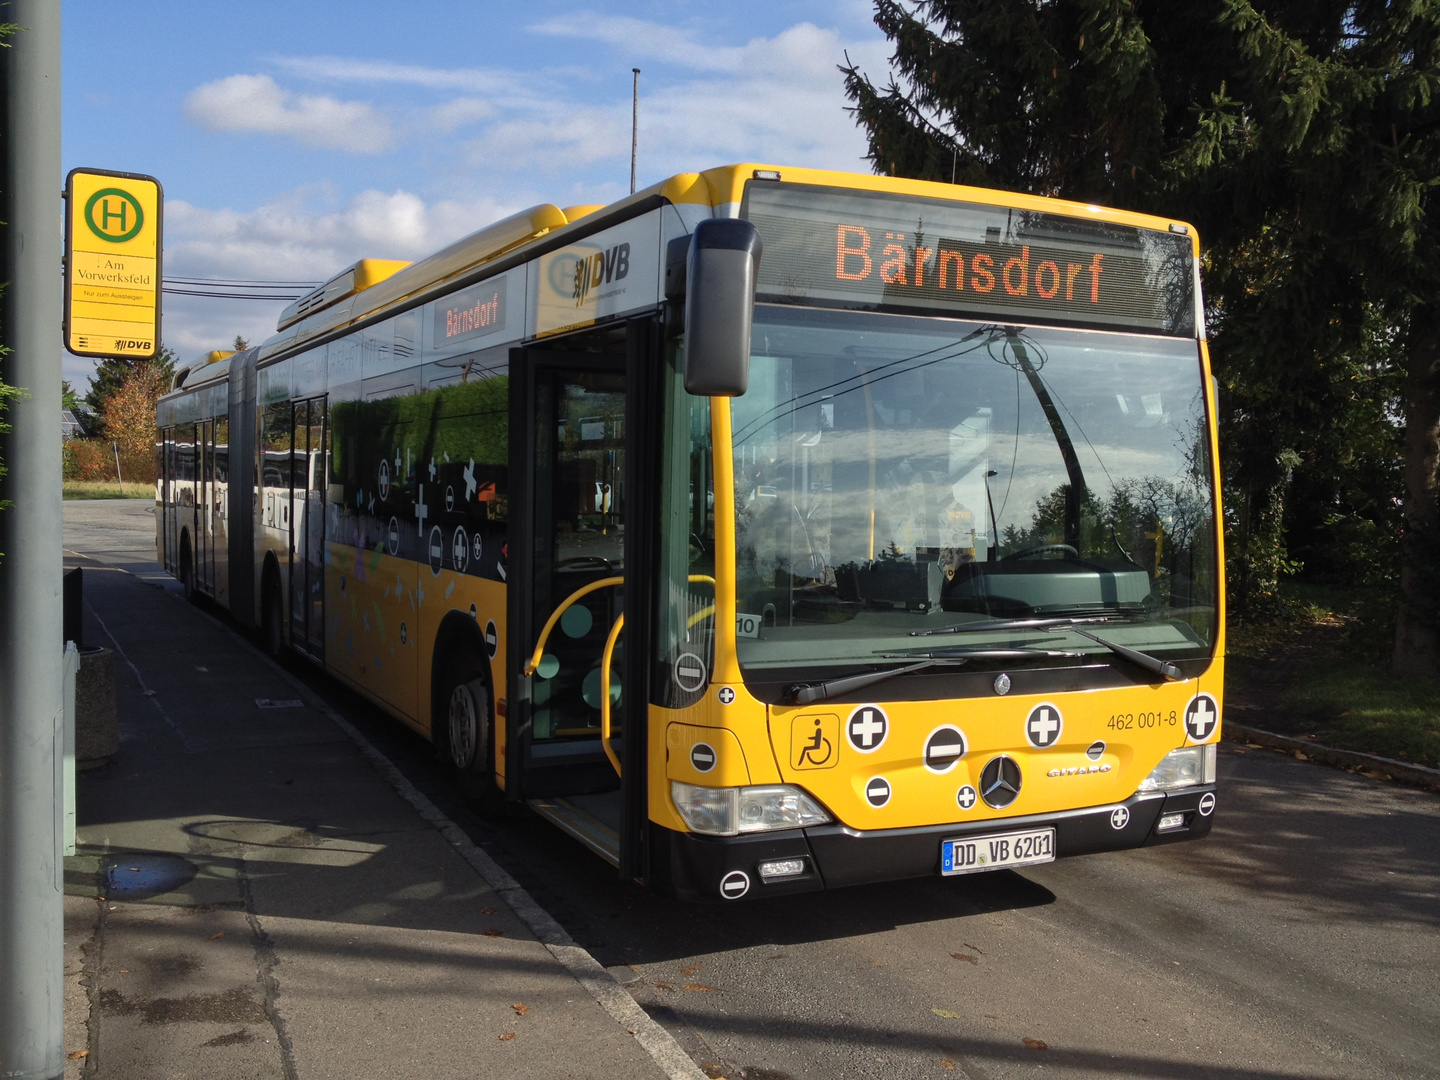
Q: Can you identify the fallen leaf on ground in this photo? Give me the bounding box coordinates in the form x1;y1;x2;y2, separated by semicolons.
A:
931;1008;962;1019
1023;1037;1048;1050
66;1050;88;1060
950;953;977;965
209;932;225;940
653;981;673;990
626;964;644;972
941;1060;955;1070
1294;751;1309;761
682;983;721;992
680;962;703;975
480;907;496;915
512;1003;529;1016
1245;742;1264;749
482;929;505;938
498;1033;515;1041
962;942;985;955
118;970;128;974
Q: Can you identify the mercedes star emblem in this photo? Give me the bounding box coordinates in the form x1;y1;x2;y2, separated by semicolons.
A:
979;756;1022;809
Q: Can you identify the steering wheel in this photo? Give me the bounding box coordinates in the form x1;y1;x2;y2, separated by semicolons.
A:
556;556;614;572
1001;543;1079;562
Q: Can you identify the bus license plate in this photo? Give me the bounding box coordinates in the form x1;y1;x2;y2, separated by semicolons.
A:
941;828;1055;876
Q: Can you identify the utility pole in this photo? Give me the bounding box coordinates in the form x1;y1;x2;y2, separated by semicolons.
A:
0;2;66;1078
630;68;640;195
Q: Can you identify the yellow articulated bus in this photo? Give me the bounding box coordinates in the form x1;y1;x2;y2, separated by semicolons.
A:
157;164;1223;901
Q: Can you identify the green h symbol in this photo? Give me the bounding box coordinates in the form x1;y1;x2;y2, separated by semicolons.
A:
100;197;129;233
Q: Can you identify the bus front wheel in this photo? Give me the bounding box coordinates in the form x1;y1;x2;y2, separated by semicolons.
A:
441;653;504;816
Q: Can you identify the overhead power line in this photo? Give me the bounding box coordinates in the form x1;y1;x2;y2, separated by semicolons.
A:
160;274;322;302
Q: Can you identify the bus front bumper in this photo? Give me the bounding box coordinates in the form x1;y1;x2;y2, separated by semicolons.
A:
649;785;1216;902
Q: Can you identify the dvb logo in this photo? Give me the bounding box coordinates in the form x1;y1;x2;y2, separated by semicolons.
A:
571;242;631;306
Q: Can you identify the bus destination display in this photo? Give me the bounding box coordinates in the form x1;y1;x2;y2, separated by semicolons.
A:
743;182;1195;337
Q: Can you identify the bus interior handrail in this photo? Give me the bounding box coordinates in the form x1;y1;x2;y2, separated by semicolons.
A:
523;574;716;677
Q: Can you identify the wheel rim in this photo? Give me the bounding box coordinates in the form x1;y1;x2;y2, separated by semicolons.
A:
448;682;479;768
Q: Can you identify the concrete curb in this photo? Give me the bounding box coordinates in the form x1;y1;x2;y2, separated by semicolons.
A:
184;594;709;1080
1224;722;1440;793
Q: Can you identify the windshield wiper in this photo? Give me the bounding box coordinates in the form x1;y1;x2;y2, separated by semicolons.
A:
907;615;1181;680
910;614;1135;637
1066;628;1182;681
876;647;1084;661
784;658;969;705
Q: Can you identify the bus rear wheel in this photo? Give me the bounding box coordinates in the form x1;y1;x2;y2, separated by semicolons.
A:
441;653;504;816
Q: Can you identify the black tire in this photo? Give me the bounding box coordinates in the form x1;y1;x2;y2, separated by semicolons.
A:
262;569;286;662
438;649;505;816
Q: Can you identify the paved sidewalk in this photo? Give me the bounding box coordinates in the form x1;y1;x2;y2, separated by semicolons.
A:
62;501;673;1080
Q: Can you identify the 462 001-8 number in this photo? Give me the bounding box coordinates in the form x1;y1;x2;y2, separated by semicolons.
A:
1107;711;1178;730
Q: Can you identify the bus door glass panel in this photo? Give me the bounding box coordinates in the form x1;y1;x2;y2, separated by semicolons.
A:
351;386;418;719
289;397;327;657
200;419;215;591
161;426;174;571
182;423;198;564
260;401;293;600
652;347;716;707
214;417;230;604
529;365;627;744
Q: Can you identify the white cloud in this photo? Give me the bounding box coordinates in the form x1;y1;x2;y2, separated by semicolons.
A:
185;74;393;153
428;97;494;133
473;21;886;180
527;13;746;72
269;55;513;95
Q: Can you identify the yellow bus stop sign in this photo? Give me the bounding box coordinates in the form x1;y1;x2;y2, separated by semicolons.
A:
64;168;162;359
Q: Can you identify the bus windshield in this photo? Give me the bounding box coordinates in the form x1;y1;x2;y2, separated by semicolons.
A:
731;305;1217;679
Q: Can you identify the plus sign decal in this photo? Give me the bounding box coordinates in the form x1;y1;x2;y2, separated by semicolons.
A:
1185;693;1220;742
1025;702;1064;749
452;527;469;573
956;785;978;810
846;704;889;753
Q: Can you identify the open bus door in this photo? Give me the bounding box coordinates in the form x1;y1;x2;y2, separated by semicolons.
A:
507;319;660;883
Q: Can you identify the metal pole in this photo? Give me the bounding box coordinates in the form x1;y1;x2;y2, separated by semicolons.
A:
0;2;66;1078
630;68;640;195
112;439;124;494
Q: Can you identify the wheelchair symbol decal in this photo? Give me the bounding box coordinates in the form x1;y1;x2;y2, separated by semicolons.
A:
791;714;838;770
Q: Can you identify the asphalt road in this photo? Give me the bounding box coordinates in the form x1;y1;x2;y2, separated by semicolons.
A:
67;499;1440;1080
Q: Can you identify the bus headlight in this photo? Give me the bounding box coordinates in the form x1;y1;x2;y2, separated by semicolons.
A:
1137;744;1218;792
670;782;832;837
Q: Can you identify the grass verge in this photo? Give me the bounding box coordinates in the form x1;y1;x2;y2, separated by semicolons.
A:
64;481;153;500
1287;665;1440;769
1227;583;1440;770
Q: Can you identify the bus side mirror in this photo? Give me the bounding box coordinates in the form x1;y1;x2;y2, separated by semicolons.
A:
683;219;762;397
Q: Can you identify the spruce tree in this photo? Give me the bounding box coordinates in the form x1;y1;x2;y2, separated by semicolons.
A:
845;0;1440;675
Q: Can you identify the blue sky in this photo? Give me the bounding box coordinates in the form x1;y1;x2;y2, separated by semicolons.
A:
62;0;891;385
